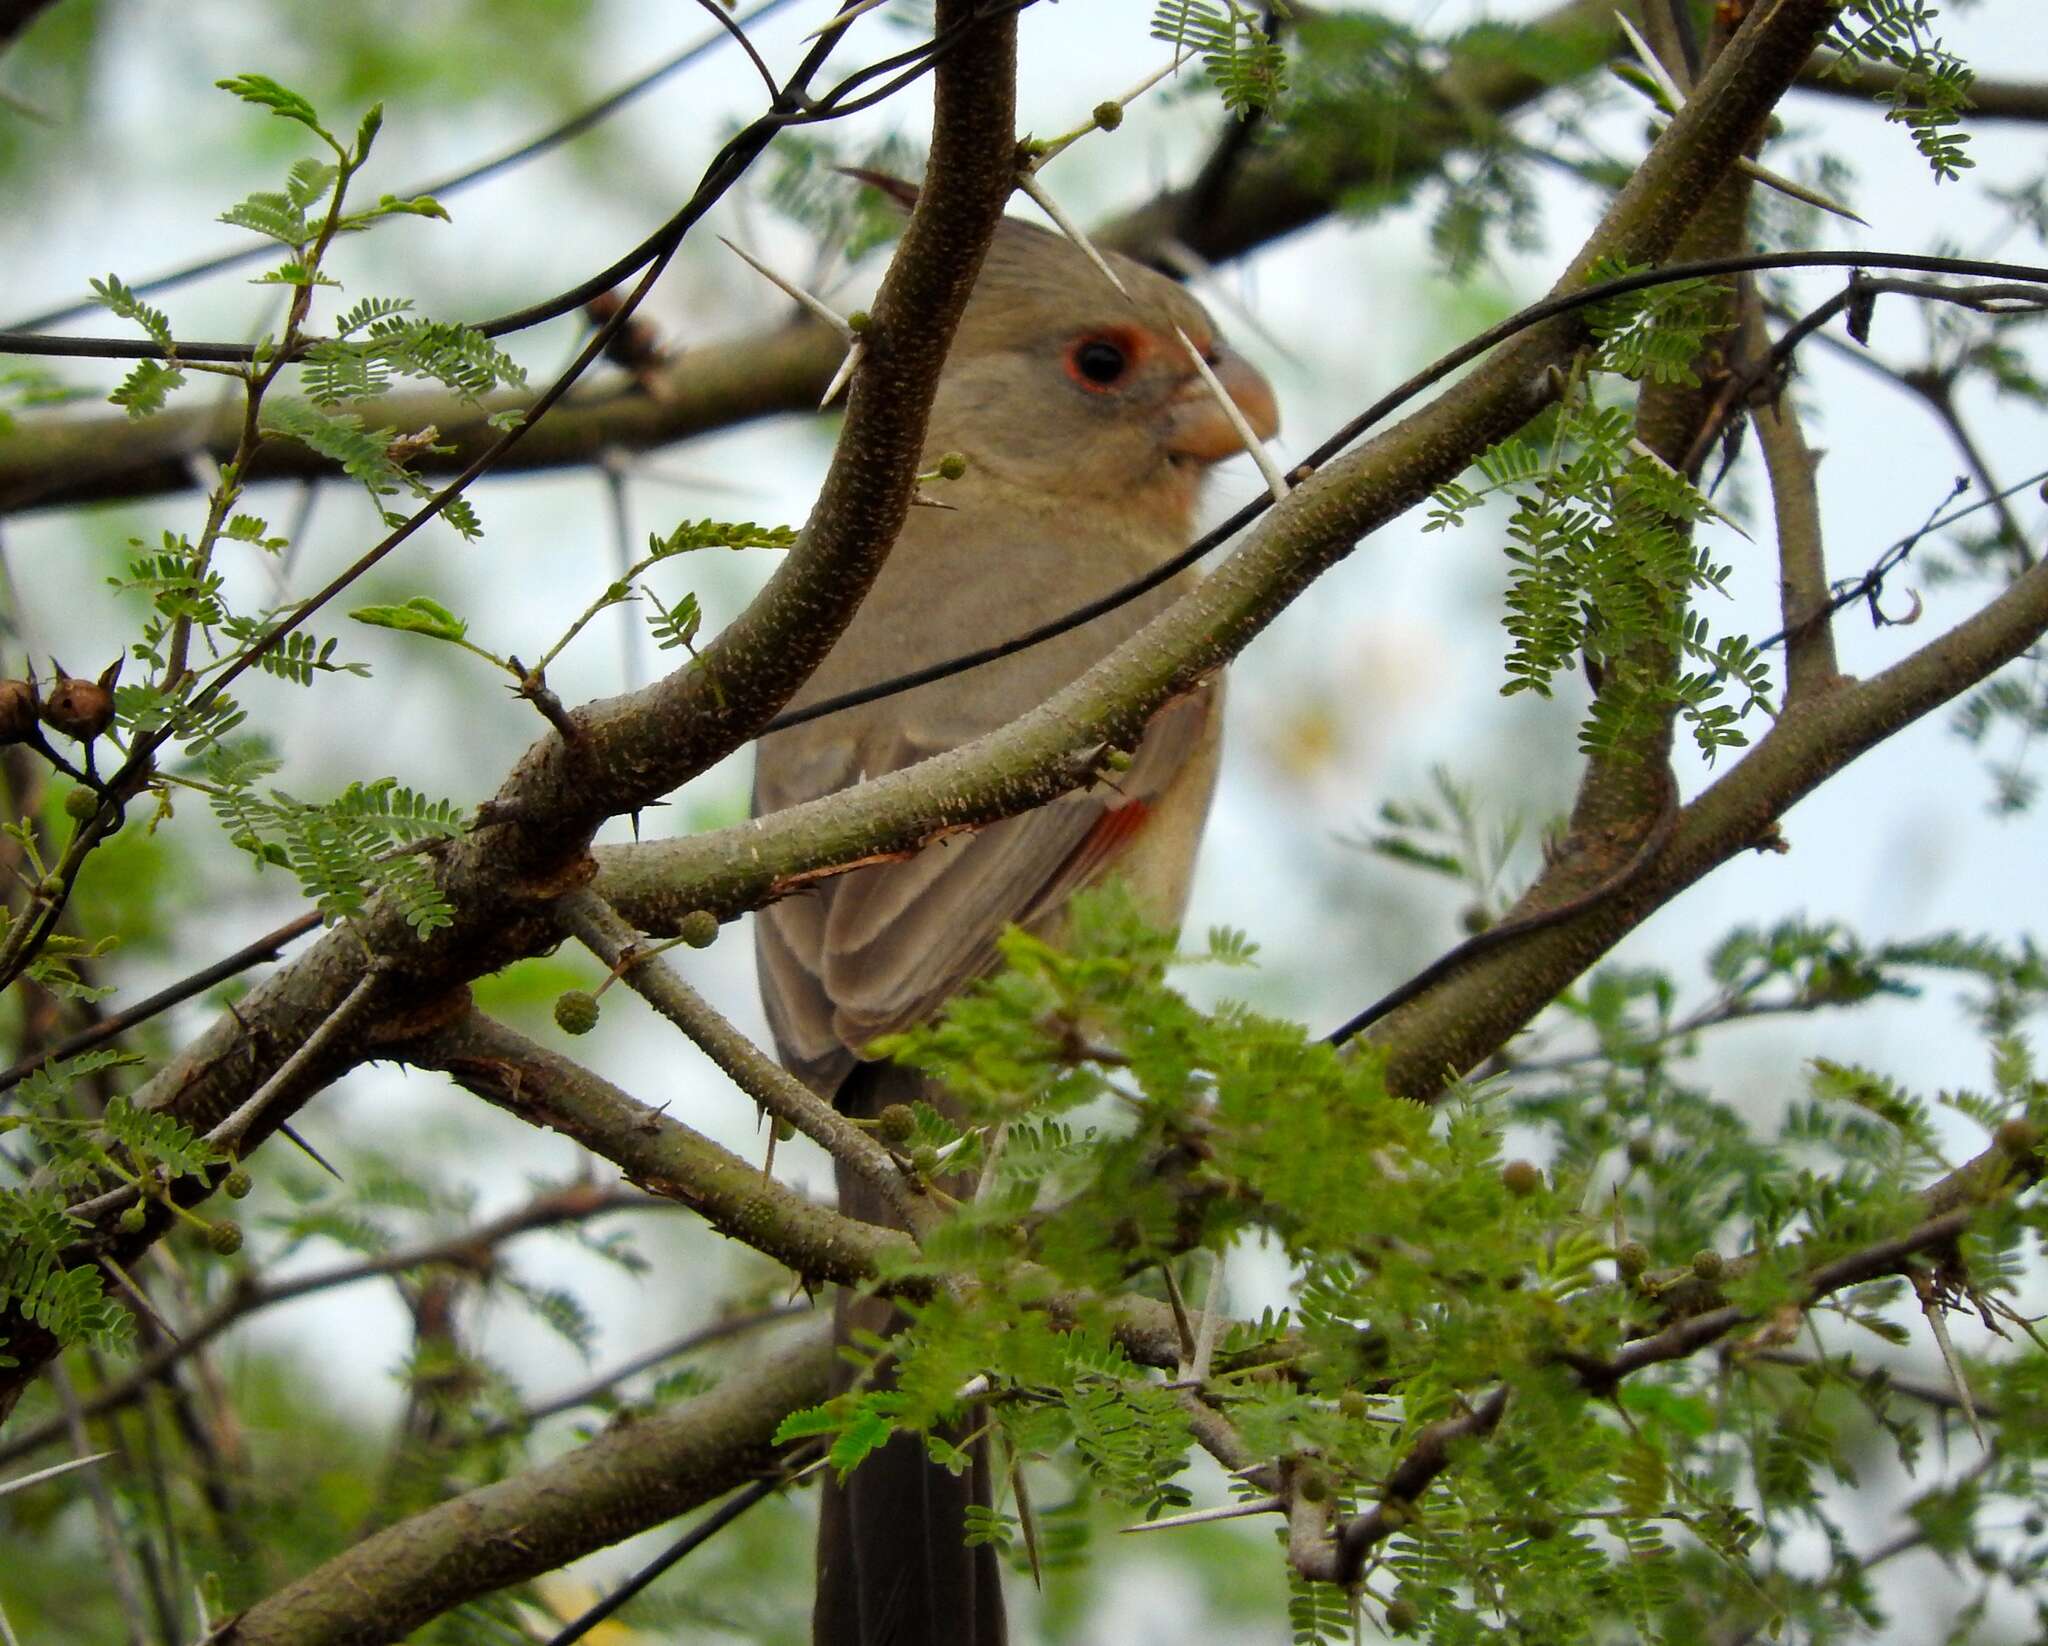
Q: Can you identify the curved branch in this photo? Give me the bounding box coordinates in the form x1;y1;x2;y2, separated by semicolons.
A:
399;1008;916;1289
211;1330;833;1646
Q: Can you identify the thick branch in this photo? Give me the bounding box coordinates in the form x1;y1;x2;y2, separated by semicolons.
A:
401;1007;913;1287
211;1330;832;1646
1369;552;2048;1097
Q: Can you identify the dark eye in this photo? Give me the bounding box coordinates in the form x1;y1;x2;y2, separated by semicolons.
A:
1069;338;1130;387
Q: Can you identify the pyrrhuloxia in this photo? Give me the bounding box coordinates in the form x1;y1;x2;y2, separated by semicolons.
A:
753;211;1278;1646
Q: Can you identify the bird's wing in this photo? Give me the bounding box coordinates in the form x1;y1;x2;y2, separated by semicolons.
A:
754;683;1218;1097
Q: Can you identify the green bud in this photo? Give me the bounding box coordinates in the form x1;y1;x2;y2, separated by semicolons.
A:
1625;1135;1657;1168
207;1219;244;1256
223;1168;254;1200
877;1103;916;1145
909;1145;941;1178
1690;1248;1724;1281
1296;1466;1332;1504
118;1203;148;1233
773;1117;795;1143
1384;1599;1420;1635
936;451;968;481
1093;100;1124;131
554;989;601;1035
1615;1241;1651;1278
677;909;720;949
846;309;871;334
1995;1117;2042;1159
1501;1159;1542;1197
1338;1389;1370;1420
1522;1514;1560;1541
64;786;100;821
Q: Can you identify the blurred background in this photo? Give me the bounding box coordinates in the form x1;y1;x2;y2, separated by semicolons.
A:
1;0;2043;1639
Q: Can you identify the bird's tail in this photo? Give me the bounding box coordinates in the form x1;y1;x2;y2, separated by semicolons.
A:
814;1061;1007;1646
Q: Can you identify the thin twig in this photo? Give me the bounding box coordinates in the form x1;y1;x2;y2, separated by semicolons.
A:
561;890;927;1232
0;907;325;1094
0;1182;651;1471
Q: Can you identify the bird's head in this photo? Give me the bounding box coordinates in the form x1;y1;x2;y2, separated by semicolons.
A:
931;216;1280;529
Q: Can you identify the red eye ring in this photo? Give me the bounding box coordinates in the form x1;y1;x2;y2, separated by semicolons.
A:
1064;329;1141;392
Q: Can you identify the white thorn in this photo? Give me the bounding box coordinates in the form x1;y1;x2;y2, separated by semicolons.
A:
804;0;889;41
1121;1494;1283;1533
1015;173;1128;299
720;236;856;341
1625;438;1752;540
1612;11;1687;110
1154;238;1299;367
1176;326;1289;504
0;1451;115;1499
820;339;863;407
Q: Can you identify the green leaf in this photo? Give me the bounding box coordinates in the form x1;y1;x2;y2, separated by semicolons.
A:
348;597;468;642
215;73;324;133
109;358;186;419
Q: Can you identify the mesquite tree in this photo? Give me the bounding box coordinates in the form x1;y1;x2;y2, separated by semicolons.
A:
0;2;2045;1642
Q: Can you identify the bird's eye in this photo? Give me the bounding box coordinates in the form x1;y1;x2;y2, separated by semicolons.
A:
1067;336;1131;390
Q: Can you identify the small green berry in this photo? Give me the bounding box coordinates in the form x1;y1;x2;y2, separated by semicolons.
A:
1995;1117;2042;1159
1690;1248;1724;1281
208;1219;244;1256
1296;1466;1332;1504
554;989;601;1035
1093;99;1124;131
773;1117;795;1143
1522;1514;1560;1541
223;1167;253;1200
846;308;871;334
935;452;968;481
1338;1389;1370;1420
677;909;720;949
876;1103;916;1145
909;1145;941;1178
1383;1599;1420;1635
64;786;99;821
1615;1241;1651;1278
118;1203;147;1233
1501;1159;1542;1197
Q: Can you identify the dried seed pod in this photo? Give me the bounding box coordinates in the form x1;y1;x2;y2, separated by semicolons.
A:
0;677;39;743
41;657;122;743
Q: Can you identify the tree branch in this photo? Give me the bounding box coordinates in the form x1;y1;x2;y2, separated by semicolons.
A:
209;1330;833;1646
399;1007;916;1289
560;890;929;1233
0;0;1617;513
0;1181;654;1471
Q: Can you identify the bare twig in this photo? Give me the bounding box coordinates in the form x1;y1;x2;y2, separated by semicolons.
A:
0;1182;650;1471
561;890;928;1233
